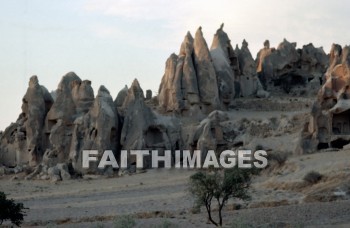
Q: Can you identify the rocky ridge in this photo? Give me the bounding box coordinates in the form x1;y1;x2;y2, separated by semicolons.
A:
0;25;336;181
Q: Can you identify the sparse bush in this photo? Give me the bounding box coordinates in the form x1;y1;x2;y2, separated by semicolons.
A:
267;152;288;166
114;215;136;228
189;167;255;227
0;191;27;227
303;171;323;184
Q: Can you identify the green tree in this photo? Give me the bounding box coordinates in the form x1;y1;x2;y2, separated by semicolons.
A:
189;167;254;226
0;191;27;227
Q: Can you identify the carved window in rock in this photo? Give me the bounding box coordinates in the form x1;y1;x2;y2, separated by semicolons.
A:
332;110;350;135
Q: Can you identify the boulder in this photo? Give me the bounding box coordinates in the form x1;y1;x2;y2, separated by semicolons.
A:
56;163;71;180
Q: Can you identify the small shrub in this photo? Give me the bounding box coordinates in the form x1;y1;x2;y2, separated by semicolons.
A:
267;152;288;166
0;191;27;226
303;171;323;184
114;215;136;228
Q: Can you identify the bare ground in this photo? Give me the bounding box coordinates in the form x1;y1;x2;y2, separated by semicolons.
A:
1;149;350;227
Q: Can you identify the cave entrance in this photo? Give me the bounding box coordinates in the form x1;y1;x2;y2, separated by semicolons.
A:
330;138;350;149
332;110;350;135
145;126;164;147
317;143;329;150
278;73;306;93
290;75;306;86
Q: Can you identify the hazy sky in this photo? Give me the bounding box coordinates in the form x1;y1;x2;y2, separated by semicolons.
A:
1;0;349;130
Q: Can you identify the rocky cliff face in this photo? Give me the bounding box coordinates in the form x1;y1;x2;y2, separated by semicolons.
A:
0;25;335;179
0;76;53;167
256;39;328;94
44;73;95;166
158;25;264;116
69;85;119;174
120;79;182;169
158;27;220;117
297;44;350;154
210;24;238;106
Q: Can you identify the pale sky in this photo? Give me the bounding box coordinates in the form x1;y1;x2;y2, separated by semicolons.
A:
1;0;349;130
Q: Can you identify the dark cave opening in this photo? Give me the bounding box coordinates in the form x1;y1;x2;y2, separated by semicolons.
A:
317;142;329;150
330;138;350;149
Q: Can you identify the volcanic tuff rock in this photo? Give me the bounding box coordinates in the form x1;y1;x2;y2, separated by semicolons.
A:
0;76;53;167
44;72;95;165
189;111;229;159
158;24;269;116
235;39;262;97
256;39;328;94
193;27;220;111
121;79;181;167
210;24;238;105
69;86;119;174
296;44;350;154
114;85;128;111
0;25;337;178
157;28;198;114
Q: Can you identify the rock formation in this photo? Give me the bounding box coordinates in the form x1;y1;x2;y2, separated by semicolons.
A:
69;86;119;174
296;44;350;154
235;39;263;97
43;72;95;166
256;39;328;94
114;85;128;112
0;25;340;180
0;76;53;167
121;79;181;167
158;27;220;117
188;111;229;159
210;24;238;105
158;24;264;116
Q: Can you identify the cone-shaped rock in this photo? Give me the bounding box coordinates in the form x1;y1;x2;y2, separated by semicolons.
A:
193;27;220;112
0;76;53;166
70;85;120;173
43;72;95;165
210;25;236;105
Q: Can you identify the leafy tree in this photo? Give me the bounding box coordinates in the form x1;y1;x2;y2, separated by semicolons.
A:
189;167;255;226
0;191;27;227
